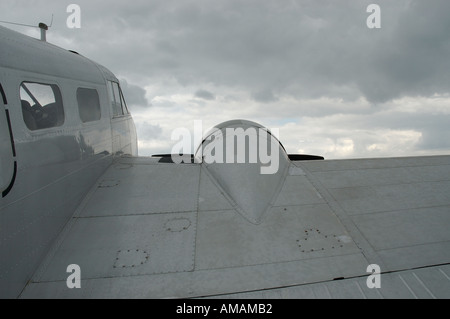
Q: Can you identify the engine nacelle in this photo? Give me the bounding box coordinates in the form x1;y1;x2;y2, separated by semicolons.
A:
194;119;290;224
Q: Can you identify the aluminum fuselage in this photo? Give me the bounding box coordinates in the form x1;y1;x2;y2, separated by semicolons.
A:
0;26;137;298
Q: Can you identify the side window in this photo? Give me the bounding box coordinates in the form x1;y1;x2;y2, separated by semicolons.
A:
77;88;101;123
109;81;129;117
20;82;64;130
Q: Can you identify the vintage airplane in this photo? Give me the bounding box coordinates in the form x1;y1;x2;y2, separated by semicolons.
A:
1;25;449;299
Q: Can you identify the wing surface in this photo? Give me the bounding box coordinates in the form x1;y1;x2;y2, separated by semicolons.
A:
21;155;450;298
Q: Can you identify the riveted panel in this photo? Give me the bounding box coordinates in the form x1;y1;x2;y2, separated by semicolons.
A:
36;212;197;282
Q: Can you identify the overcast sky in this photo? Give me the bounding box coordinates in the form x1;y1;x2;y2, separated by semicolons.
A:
2;0;450;158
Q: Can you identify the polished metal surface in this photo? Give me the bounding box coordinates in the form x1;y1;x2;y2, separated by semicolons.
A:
197;120;290;224
20;155;450;298
0;26;137;298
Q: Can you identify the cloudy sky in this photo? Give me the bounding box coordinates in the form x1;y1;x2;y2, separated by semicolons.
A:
2;0;450;159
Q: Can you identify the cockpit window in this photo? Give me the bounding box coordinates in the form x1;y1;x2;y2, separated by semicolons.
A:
77;88;101;123
109;81;129;117
20;82;64;131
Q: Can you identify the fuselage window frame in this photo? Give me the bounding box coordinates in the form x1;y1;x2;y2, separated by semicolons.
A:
19;81;65;131
76;87;102;123
109;81;129;118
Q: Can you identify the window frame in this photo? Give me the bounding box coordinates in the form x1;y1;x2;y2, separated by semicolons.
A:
76;87;102;123
19;81;65;131
109;81;129;118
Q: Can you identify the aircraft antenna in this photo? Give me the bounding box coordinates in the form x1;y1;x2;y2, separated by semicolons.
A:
48;14;54;28
0;14;54;41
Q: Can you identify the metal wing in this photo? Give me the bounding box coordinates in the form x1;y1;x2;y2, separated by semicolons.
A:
21;153;450;298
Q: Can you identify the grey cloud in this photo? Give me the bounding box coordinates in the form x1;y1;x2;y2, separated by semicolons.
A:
135;121;162;141
385;113;450;152
325;110;450;154
19;0;449;105
119;79;149;108
417;128;450;152
252;89;278;103
150;99;176;108
356;0;450;103
195;89;215;100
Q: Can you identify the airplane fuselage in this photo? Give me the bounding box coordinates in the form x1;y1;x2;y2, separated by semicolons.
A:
0;26;137;298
